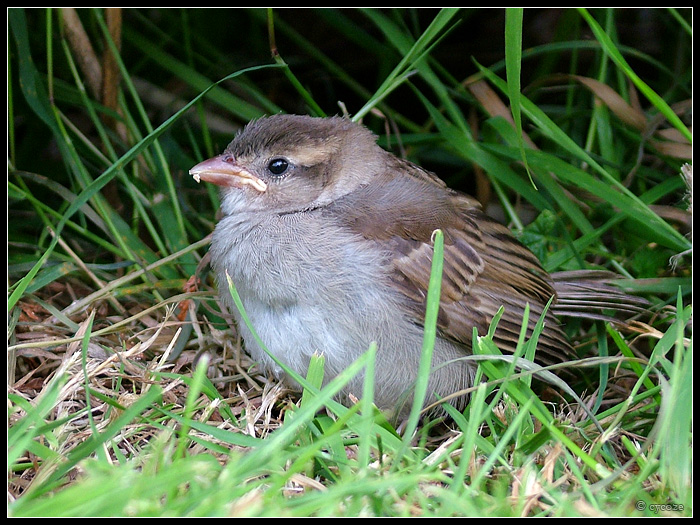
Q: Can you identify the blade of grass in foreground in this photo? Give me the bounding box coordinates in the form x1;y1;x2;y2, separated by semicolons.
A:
655;291;692;504
13;384;164;502
7;376;68;471
393;228;444;466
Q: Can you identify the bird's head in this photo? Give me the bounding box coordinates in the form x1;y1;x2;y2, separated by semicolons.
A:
190;114;383;215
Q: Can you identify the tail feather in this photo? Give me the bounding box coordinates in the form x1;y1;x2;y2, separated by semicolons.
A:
552;270;649;324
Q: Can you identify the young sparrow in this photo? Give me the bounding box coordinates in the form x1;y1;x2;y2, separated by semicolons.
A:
191;114;636;417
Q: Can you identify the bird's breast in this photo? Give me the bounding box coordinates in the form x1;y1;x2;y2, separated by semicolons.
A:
209;210;406;374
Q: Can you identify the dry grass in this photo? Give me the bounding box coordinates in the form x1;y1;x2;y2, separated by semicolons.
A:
8;251;297;496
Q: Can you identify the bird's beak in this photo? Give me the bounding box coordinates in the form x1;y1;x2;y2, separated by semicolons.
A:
190;154;267;192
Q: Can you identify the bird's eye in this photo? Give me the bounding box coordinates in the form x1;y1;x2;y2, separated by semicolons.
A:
267;158;289;176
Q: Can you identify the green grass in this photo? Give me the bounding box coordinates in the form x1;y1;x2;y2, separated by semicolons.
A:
8;8;692;516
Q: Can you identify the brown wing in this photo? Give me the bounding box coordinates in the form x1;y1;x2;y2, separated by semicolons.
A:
328;156;573;364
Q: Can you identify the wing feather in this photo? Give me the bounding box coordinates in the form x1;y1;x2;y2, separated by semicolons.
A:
327;156;574;364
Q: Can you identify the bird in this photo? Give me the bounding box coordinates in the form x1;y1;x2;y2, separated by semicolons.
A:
191;113;640;418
